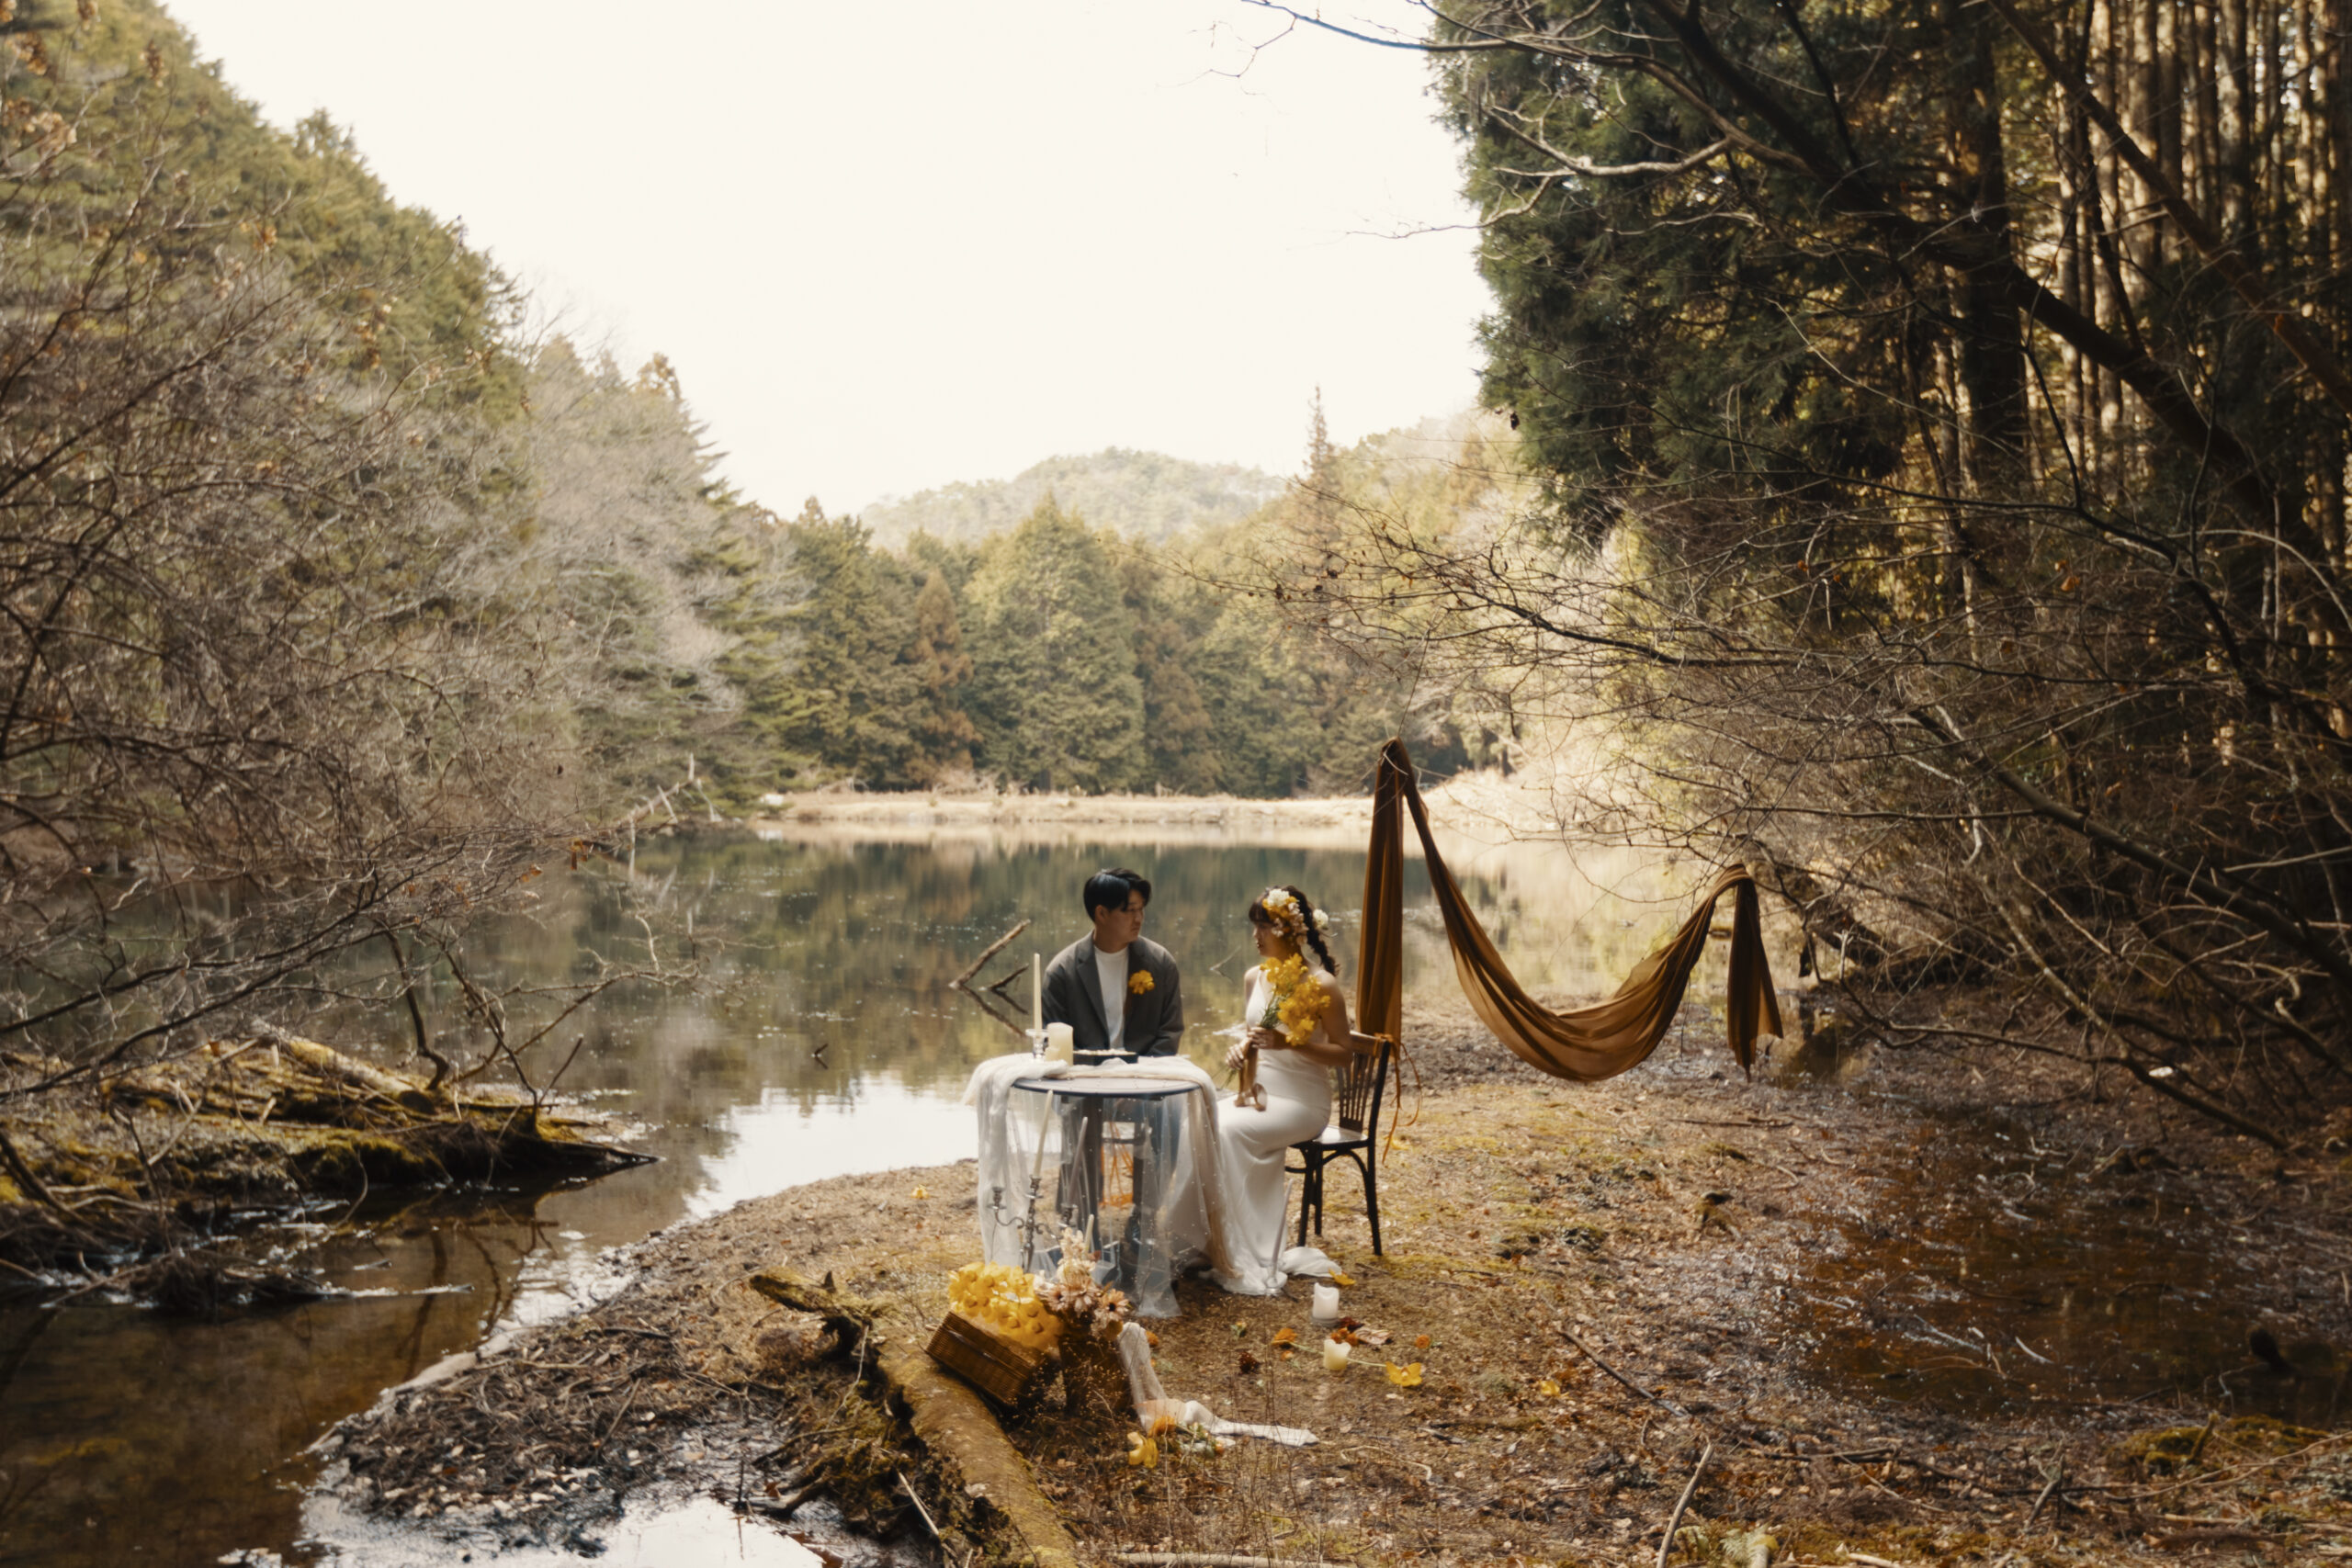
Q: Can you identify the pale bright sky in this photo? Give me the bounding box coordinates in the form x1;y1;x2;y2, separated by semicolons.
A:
163;1;1490;515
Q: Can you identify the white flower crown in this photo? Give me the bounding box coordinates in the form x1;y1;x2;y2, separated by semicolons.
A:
1260;887;1329;940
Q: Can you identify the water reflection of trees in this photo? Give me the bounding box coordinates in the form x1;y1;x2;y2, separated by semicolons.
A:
301;826;1749;1138
335;828;1716;1122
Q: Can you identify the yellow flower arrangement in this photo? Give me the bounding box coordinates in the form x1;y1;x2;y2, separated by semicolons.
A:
1127;970;1154;996
1259;953;1322;1047
946;1260;1060;1351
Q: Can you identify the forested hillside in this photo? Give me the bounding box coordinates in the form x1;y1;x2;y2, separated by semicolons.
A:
861;447;1284;547
731;408;1490;798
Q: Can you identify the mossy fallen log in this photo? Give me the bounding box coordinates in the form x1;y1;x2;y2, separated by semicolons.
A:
0;1034;650;1278
752;1267;1080;1568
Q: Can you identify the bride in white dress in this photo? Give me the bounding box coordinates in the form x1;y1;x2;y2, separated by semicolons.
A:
1212;884;1361;1295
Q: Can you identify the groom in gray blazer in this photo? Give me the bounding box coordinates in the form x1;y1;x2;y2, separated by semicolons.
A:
1041;867;1184;1059
1039;867;1184;1299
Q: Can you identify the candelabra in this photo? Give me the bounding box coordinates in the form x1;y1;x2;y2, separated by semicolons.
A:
986;1176;1050;1270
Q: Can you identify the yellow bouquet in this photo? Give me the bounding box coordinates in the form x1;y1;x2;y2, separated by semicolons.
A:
1259;953;1322;1047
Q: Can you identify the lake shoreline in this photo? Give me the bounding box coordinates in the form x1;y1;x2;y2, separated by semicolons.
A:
316;999;2352;1565
744;768;1566;839
754;791;1379;830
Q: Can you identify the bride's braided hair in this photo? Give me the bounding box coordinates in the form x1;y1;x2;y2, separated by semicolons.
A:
1249;884;1339;977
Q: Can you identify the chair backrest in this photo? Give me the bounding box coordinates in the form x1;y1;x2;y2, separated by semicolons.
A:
1333;1034;1393;1135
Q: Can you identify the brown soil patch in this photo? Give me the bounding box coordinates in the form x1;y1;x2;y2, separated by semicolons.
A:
324;1006;2352;1565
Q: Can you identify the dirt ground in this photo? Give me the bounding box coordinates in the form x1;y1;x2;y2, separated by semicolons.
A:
326;994;2352;1566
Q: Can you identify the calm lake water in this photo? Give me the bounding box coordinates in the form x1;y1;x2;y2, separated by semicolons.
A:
0;822;1679;1568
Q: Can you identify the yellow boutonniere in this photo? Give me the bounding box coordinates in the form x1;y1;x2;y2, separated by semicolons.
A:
1128;970;1154;996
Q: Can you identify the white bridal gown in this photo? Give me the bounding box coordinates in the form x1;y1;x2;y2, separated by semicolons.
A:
1212;964;1338;1295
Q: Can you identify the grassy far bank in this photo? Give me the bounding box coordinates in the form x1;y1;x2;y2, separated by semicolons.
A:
322;997;2352;1566
738;768;1547;833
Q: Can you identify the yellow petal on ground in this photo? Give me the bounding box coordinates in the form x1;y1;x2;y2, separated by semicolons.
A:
1271;1326;1298;1346
1125;1431;1159;1469
1538;1379;1561;1396
1385;1361;1424;1388
1330;1272;1355;1287
911;1186;930;1200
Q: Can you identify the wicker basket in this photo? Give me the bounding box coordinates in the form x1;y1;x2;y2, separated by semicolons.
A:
926;1311;1048;1406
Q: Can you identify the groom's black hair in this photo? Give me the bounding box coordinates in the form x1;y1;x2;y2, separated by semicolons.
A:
1083;867;1150;918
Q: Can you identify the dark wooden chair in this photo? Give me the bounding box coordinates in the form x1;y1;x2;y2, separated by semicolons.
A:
1289;1032;1393;1256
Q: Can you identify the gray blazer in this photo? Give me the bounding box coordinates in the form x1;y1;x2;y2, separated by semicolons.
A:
1040;934;1184;1057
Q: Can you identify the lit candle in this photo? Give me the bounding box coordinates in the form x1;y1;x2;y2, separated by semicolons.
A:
1322;1337;1351;1373
1032;953;1042;1033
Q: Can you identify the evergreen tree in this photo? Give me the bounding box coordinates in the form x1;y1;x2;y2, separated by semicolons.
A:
762;503;922;788
1117;545;1221;795
903;530;979;596
965;498;1147;792
906;571;980;784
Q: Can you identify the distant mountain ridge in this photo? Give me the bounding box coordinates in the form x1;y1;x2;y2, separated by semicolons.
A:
860;447;1286;546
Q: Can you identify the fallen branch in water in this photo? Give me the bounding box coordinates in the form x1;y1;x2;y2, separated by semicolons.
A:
953;919;1032;990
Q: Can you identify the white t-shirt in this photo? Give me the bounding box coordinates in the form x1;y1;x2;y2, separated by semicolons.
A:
1093;942;1128;1053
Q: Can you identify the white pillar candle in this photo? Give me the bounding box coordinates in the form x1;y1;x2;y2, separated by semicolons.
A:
1046;1022;1074;1058
1311;1283;1340;1323
1321;1337;1351;1372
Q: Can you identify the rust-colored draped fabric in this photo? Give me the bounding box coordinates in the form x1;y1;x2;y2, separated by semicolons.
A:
1356;739;1783;1081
